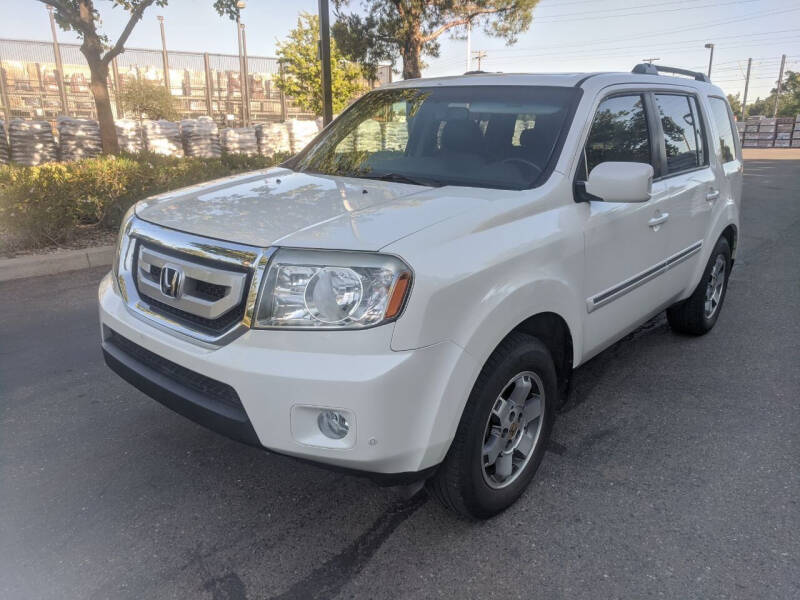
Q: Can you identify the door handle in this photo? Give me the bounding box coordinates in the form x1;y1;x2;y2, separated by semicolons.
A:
706;190;720;202
648;212;669;228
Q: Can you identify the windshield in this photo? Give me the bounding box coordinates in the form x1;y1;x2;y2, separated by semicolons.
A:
291;85;579;190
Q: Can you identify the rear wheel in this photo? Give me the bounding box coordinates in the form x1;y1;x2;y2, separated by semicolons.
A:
429;332;557;519
667;236;732;335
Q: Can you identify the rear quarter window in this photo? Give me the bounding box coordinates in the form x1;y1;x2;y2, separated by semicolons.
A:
708;97;738;163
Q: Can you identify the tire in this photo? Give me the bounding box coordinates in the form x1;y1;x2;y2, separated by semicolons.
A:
667;236;732;335
428;332;557;519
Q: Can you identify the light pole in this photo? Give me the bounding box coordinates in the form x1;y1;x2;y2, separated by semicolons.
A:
47;5;69;115
466;20;472;71
157;16;171;94
318;0;333;126
704;43;715;78
235;1;249;126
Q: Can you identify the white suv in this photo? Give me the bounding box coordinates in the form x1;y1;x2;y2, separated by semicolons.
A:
100;65;742;518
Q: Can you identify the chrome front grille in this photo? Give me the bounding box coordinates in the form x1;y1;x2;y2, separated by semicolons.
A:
136;244;249;321
115;216;274;347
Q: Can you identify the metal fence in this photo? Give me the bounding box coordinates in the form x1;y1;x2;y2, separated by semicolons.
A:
0;38;392;126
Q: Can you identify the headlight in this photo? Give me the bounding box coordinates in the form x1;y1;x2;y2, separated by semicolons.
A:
254;249;412;329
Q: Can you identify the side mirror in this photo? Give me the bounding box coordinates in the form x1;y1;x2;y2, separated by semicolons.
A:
585;161;653;203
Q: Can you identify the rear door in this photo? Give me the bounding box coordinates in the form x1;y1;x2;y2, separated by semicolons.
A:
648;92;715;296
707;95;744;218
579;92;676;358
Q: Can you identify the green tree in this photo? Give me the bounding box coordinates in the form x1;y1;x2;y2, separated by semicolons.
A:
726;93;742;118
332;0;540;80
745;70;800;117
276;12;367;115
119;79;180;120
37;0;240;154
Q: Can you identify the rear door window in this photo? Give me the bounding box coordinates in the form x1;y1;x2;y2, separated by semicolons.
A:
583;94;652;178
654;94;707;174
708;97;738;163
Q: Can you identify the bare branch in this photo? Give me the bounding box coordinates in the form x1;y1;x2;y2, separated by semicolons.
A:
422;7;505;43
102;0;157;64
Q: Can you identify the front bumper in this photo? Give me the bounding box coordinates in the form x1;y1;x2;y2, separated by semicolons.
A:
99;273;477;478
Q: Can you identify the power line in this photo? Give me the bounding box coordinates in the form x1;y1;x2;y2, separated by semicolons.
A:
534;0;761;23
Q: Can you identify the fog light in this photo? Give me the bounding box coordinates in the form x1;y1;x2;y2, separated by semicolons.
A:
317;410;350;439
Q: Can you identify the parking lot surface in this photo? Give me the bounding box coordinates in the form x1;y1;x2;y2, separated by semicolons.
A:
1;154;798;599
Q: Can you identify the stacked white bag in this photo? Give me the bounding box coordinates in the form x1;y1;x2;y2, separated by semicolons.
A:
383;121;408;151
355;119;382;152
255;122;290;156
286;118;319;153
116;119;144;153
8;119;58;166
220;127;259;156
180;116;221;158
0;120;8;165
57;116;103;162
142;120;183;157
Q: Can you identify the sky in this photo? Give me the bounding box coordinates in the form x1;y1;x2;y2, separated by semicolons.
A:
1;0;798;102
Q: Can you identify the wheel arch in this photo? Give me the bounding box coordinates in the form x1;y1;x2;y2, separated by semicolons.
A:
721;223;738;262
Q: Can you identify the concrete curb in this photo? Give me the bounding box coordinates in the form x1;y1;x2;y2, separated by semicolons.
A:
0;245;114;282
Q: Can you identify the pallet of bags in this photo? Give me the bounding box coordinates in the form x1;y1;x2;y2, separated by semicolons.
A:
0;120;8;165
8;119;58;166
286;119;319;153
355;119;382;152
383;121;408;151
220;126;259;156
142;120;183;157
115;119;144;153
180;117;221;158
57;116;103;162
255;122;290;157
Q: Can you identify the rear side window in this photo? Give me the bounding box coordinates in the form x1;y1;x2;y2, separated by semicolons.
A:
584;94;651;175
708;97;738;163
654;94;706;174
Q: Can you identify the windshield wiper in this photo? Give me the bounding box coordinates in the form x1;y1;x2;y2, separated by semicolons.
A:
362;172;444;187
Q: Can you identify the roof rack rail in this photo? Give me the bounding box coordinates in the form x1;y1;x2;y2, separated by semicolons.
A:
631;63;711;83
463;70;488;75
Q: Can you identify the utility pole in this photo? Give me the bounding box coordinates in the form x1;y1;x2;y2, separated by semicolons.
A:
318;0;333;125
642;57;660;65
47;5;69;115
704;43;715;78
157;16;171;94
235;1;249;125
773;53;786;118
741;57;752;121
473;50;487;71
466;20;472;71
241;23;250;124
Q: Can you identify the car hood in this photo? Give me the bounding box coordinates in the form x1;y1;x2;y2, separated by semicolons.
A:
134;168;480;251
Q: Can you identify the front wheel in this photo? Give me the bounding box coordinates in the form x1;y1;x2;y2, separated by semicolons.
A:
428;333;557;519
667;236;732;335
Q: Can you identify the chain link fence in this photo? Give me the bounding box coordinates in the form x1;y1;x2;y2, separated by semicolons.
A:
0;38;392;127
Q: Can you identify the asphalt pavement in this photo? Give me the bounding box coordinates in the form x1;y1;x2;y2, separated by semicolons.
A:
1;155;798;599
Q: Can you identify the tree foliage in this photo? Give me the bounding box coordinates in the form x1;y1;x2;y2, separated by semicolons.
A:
118;79;180;120
332;0;540;80
37;0;241;153
745;70;800;117
726;93;742;118
276;12;367;116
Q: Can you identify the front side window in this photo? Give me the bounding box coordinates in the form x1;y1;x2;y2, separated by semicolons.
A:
291;86;579;190
655;94;706;174
708;97;738;163
583;94;651;177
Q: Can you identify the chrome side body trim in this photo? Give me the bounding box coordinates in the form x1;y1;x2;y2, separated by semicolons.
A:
586;240;703;313
116;216;274;347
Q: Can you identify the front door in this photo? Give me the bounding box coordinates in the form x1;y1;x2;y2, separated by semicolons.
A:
579;93;676;358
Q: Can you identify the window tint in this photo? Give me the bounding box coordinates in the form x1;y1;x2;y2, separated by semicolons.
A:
708;97;737;163
655;94;706;174
585;95;651;175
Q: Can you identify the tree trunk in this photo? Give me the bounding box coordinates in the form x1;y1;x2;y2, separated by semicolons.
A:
401;34;423;79
87;57;119;154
